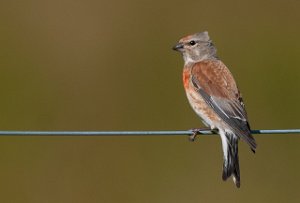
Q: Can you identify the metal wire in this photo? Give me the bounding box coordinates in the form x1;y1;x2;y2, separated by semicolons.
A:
0;129;298;136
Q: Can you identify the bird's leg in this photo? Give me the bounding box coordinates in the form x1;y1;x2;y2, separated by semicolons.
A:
188;128;211;142
211;128;219;134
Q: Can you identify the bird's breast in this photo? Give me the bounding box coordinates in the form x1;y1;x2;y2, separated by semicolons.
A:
182;67;222;129
182;67;191;89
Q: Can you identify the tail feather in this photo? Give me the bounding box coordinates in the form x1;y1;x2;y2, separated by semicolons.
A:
220;131;240;188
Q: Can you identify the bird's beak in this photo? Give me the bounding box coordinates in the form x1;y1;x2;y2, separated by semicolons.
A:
172;43;184;51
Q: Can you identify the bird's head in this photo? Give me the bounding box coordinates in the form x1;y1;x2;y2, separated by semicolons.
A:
173;31;217;65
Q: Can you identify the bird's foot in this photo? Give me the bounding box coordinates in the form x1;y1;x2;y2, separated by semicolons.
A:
188;128;211;142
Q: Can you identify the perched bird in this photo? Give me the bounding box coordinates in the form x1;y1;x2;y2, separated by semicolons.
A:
173;31;256;188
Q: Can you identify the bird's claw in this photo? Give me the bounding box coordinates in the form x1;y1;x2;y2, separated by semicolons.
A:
189;128;201;142
188;128;210;142
189;130;198;142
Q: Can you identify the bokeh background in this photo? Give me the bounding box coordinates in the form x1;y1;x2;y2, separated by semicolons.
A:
1;0;300;202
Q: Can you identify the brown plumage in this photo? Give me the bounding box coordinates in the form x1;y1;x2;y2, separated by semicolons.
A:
173;31;256;188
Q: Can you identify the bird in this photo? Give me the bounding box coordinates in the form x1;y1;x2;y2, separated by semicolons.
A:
172;31;257;188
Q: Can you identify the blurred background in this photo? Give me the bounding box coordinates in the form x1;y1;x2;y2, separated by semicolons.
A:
0;0;300;202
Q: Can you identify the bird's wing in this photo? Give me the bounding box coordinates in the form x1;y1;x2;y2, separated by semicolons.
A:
191;60;256;150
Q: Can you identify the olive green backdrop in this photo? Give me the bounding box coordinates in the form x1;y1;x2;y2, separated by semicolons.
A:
1;0;300;202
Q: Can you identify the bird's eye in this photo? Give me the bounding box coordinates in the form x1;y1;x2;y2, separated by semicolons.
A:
189;40;196;46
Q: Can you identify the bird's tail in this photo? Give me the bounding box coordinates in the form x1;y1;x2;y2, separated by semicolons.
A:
220;131;240;188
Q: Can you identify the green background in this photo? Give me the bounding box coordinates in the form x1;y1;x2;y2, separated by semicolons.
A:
1;0;300;202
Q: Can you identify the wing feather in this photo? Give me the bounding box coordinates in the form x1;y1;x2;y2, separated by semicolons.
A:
191;60;257;150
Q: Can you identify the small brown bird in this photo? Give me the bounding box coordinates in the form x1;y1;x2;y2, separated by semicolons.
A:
173;31;256;188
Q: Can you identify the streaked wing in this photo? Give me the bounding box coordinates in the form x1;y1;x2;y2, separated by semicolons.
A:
191;60;256;150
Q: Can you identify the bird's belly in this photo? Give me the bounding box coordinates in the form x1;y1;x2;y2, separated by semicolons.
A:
185;89;222;129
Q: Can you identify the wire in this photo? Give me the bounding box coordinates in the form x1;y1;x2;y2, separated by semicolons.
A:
0;129;298;136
